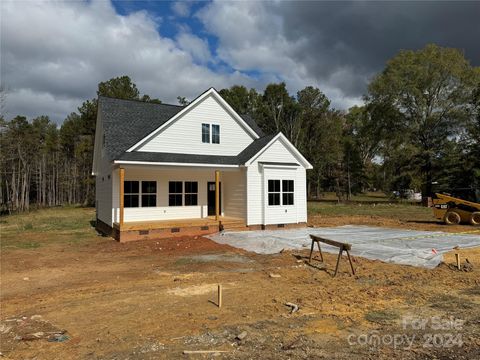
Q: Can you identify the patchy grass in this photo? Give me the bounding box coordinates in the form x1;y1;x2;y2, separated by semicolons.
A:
316;191;392;202
308;201;432;222
0;206;96;250
365;310;400;324
429;294;475;312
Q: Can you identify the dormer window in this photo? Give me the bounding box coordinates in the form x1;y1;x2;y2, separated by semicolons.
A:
201;123;220;144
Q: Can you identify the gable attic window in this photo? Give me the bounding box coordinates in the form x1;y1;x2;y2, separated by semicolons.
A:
212;124;220;144
202;123;210;143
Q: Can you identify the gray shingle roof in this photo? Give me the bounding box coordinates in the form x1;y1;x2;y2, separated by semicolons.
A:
99;96;184;160
99;95;269;165
239;114;264;137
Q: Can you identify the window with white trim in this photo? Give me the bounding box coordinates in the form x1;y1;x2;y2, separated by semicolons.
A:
141;181;157;207
268;180;281;206
267;179;295;206
169;181;183;206
212;124;220;144
124;181;139;208
282;180;294;205
201;123;210;143
201;123;220;144
124;181;157;208
185;181;198;206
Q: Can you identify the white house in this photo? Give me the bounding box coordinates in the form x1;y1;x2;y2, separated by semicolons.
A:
93;88;313;242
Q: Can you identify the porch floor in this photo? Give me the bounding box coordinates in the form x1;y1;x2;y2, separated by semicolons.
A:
114;216;245;231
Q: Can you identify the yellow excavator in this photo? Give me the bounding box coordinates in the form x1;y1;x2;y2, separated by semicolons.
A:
432;191;480;225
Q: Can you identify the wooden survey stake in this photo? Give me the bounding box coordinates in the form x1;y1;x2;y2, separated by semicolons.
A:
217;284;222;308
455;253;460;270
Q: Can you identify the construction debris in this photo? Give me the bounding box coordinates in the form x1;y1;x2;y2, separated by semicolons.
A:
269;273;281;278
0;315;68;344
183;350;230;354
235;331;248;341
285;302;299;314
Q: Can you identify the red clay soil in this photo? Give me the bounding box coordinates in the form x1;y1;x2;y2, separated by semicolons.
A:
1;226;479;359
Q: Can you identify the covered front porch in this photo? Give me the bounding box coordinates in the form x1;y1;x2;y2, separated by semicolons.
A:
111;164;247;241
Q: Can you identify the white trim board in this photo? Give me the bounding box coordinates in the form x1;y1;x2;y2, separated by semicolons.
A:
245;133;313;169
113;160;240;168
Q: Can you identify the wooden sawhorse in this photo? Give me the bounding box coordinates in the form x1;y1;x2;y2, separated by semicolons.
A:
309;235;355;277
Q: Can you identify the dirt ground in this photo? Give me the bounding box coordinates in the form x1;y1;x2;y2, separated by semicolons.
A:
1;211;479;359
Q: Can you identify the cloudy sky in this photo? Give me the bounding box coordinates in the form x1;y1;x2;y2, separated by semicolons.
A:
2;0;479;124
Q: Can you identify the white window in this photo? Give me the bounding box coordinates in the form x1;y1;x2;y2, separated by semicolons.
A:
124;181;139;208
185;181;198;206
168;181;198;206
212;124;220;144
268;180;281;206
169;181;183;206
282;180;294;205
202;123;210;143
268;179;294;206
141;181;157;207
124;181;157;207
201;123;220;144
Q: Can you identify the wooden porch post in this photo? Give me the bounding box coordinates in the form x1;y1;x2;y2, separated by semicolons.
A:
119;167;125;228
215;170;220;220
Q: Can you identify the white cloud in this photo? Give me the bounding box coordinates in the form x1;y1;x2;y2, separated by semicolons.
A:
196;1;363;109
1;0;369;124
171;1;191;17
176;32;212;64
1;0;256;123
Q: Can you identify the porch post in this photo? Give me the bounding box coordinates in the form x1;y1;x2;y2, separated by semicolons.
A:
215;170;220;220
119;167;125;228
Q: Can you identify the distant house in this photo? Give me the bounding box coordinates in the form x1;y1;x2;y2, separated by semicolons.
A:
92;88;312;242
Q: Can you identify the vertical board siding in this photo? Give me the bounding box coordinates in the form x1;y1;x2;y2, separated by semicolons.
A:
246;138;308;226
111;166;245;223
138;95;255;156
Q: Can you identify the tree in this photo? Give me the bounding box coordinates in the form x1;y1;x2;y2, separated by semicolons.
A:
219;85;262;116
367;44;479;197
259;82;294;134
97;75;140;100
177;96;189;106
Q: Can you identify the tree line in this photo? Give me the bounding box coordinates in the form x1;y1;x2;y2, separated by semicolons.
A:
1;44;479;213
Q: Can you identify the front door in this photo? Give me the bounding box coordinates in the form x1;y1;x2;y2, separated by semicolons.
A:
207;182;221;216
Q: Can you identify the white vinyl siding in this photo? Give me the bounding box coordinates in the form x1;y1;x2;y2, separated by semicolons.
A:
246;137;308;226
95;171;112;226
112;166;246;223
137;95;254;156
